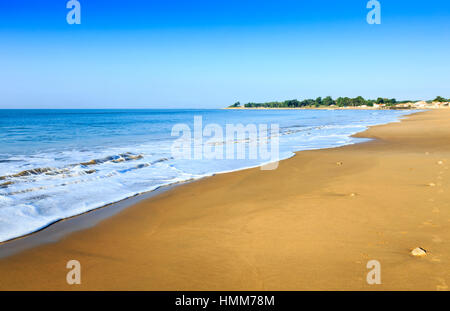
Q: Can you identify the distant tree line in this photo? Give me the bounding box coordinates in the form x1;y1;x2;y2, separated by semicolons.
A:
230;97;402;108
433;96;450;102
229;96;448;108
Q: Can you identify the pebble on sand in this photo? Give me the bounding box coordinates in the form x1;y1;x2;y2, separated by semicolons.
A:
428;183;436;187
437;161;443;165
336;162;343;166
411;247;427;257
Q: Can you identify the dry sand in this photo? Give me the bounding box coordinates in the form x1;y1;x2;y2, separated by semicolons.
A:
0;109;449;291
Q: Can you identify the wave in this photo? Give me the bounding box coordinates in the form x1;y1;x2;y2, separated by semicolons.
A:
0;152;147;183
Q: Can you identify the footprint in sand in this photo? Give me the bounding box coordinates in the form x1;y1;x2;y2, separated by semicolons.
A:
360;253;369;259
436;278;448;291
431;257;441;262
432;235;442;243
420;220;439;228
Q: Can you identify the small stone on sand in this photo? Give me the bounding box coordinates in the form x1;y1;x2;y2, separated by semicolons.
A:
349;193;357;197
428;183;436;187
437;161;443;165
336;162;343;166
411;247;427;257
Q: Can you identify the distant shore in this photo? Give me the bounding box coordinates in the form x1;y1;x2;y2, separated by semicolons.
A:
1;109;450;290
224;106;408;110
225;105;450;110
226;96;450;110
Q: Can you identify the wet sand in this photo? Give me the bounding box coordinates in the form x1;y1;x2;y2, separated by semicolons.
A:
0;109;449;290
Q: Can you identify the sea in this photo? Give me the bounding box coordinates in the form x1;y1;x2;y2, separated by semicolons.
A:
0;109;415;242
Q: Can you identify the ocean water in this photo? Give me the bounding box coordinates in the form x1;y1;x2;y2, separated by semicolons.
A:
0;109;414;242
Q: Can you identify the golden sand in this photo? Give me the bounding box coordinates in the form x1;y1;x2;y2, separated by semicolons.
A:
0;110;449;290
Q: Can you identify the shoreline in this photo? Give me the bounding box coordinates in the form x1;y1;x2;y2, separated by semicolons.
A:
0;109;413;246
0;183;182;258
1;109;449;290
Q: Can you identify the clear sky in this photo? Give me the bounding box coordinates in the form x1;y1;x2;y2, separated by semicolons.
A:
0;0;449;108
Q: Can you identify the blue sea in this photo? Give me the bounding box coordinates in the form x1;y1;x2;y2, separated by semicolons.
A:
0;109;414;242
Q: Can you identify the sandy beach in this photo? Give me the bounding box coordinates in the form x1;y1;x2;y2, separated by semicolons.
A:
0;109;449;291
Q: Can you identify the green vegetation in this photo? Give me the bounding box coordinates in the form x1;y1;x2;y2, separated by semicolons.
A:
228;96;448;109
231;96;398;108
433;96;450;102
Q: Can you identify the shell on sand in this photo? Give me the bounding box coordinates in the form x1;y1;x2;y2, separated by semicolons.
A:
411;247;427;257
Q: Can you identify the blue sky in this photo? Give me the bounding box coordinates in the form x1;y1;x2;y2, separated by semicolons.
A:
0;0;449;108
